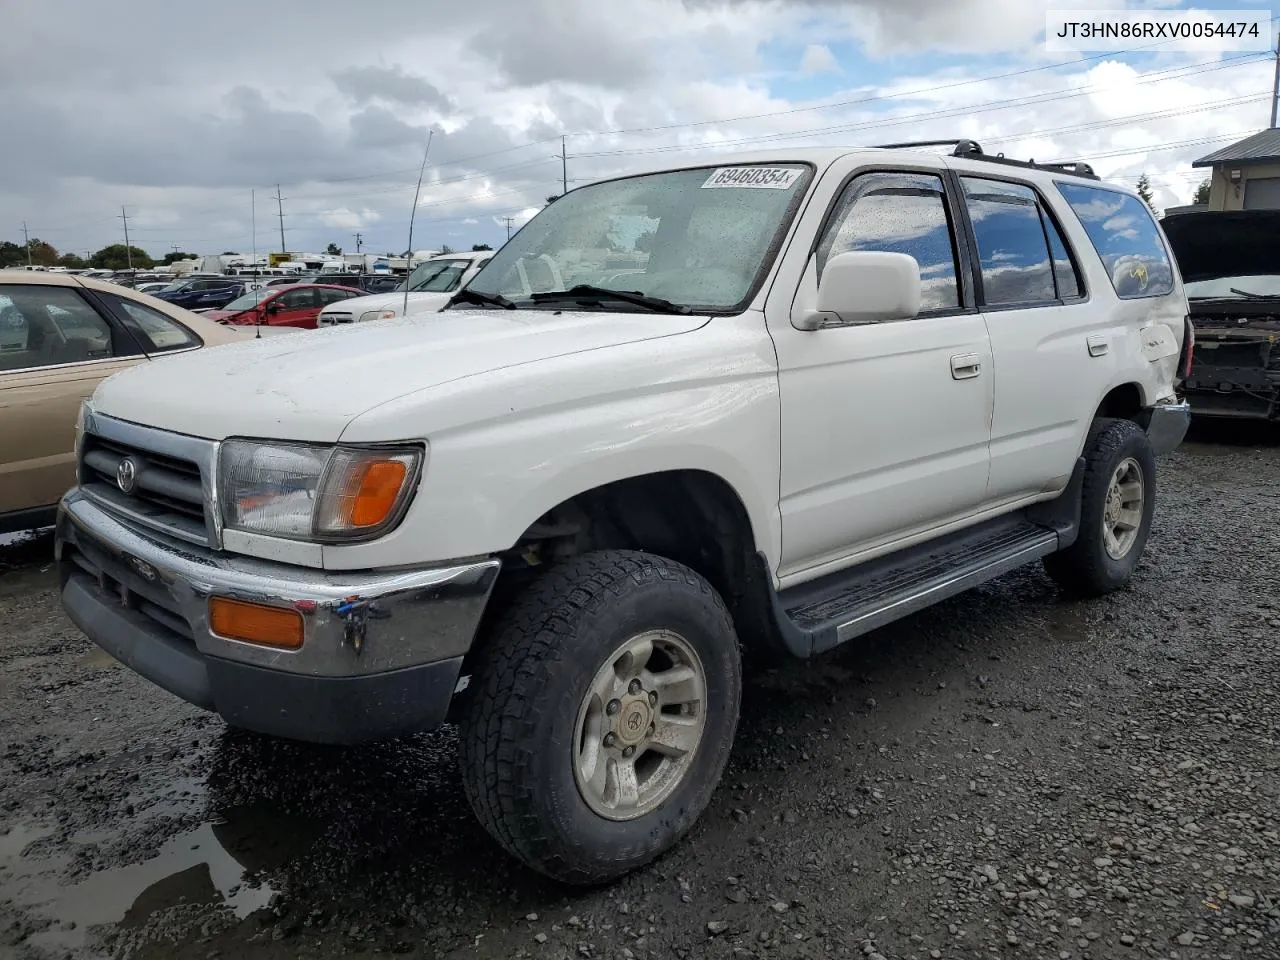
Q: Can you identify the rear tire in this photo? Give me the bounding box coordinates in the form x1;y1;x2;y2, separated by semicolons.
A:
457;549;741;885
1043;418;1156;597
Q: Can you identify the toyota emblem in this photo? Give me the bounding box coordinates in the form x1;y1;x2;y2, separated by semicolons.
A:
116;457;138;495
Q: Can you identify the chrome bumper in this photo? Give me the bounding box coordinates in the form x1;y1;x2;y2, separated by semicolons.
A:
1143;399;1192;455
55;491;500;743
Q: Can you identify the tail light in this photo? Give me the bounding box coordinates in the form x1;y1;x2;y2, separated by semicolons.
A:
1178;314;1195;381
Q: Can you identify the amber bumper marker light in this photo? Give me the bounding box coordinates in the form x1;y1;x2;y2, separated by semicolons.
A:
209;597;305;650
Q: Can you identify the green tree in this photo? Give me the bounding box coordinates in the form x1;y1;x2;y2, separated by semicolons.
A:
326;242;342;256
0;240;27;268
161;250;197;265
57;252;88;269
90;244;154;270
221;250;239;256
471;243;493;251
1194;178;1211;205
545;195;561;206
1136;173;1154;207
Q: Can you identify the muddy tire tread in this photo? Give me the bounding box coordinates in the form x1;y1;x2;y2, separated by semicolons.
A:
457;549;736;885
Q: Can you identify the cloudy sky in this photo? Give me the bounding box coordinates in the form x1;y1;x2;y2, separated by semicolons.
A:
2;0;1275;259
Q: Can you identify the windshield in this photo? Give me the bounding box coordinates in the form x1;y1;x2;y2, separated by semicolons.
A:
222;289;272;311
398;259;471;293
462;164;812;311
1184;274;1280;299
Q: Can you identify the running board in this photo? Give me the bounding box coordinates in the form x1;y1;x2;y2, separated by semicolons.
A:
773;516;1062;657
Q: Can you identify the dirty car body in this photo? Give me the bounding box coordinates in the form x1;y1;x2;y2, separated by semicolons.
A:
1163;211;1280;420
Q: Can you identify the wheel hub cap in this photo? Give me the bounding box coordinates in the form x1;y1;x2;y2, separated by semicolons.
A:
1102;457;1145;561
572;629;707;821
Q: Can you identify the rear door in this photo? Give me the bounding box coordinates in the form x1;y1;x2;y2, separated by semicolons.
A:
952;175;1110;506
0;285;146;521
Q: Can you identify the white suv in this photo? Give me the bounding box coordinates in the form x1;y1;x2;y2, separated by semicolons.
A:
315;250;493;326
56;140;1190;886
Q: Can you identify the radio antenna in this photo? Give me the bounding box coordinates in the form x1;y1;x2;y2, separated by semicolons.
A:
404;128;435;318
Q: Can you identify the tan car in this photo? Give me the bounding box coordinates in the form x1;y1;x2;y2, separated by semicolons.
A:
0;270;294;534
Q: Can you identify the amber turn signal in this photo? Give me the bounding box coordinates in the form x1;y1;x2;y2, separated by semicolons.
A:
209;597;305;650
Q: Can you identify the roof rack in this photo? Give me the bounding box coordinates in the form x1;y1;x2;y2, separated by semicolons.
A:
873;139;1099;180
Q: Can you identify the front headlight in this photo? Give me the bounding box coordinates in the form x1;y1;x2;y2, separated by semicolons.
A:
359;309;398;323
219;441;422;542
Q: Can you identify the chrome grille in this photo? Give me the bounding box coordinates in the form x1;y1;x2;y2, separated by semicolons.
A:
318;311;353;326
78;411;219;548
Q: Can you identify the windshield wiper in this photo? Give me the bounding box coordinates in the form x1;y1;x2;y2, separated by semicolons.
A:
447;288;517;310
1228;287;1276;300
529;285;692;314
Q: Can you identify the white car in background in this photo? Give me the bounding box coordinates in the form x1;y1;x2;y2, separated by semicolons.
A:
316;251;493;327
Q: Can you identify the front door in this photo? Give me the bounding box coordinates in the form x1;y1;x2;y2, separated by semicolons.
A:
767;168;994;581
269;287;321;328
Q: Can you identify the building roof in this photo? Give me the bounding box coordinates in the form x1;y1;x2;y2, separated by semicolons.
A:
1192;129;1280;168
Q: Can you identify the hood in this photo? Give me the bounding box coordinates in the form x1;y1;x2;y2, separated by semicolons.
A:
1161;211;1280;283
92;309;710;443
318;290;451;317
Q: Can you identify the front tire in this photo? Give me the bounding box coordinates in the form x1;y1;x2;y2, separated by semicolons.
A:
457;550;742;885
1043;418;1156;596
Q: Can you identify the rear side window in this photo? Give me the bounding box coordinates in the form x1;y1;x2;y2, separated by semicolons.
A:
1055;182;1174;299
960;178;1055;306
1042;210;1082;300
100;294;202;352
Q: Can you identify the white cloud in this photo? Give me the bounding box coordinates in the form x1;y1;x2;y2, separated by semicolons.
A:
799;43;840;76
0;0;1269;257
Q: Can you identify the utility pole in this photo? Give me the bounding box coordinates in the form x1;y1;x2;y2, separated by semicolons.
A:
21;221;32;266
354;232;363;253
502;216;515;241
555;134;569;196
1271;31;1279;128
119;206;133;271
273;184;287;255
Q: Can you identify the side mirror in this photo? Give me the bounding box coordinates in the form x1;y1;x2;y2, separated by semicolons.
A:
796;250;921;330
265;301;280;314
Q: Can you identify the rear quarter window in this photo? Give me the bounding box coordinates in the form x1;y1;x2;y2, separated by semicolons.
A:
1055;182;1174;299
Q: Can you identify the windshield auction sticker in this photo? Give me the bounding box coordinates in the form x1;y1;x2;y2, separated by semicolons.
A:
702;167;803;189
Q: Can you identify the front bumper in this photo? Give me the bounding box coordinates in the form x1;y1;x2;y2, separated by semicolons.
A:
55;491;500;744
1142;399;1191;455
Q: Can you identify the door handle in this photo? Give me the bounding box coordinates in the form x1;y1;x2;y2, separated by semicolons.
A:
1087;335;1109;357
950;353;982;379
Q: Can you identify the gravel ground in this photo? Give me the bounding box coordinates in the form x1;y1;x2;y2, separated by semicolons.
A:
1;426;1278;960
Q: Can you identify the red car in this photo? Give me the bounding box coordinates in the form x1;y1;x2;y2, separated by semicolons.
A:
199;284;362;330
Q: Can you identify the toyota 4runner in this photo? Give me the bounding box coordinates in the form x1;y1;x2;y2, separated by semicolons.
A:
56;140;1191;885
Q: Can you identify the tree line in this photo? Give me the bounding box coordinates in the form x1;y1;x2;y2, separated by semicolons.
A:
0;240;197;271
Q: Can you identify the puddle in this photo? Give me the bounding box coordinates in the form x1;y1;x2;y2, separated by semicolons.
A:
0;803;311;955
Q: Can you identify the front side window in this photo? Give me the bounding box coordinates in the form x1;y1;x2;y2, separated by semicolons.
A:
961;178;1055;306
462;163;813;311
102;295;201;352
1056;182;1175;299
277;288;317;310
0;286;127;372
818;171;961;312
